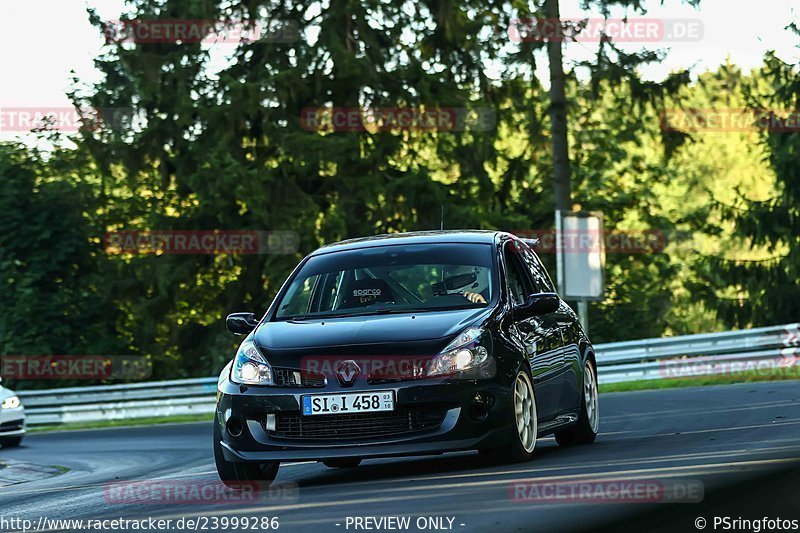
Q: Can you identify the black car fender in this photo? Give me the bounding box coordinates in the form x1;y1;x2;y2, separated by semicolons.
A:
578;338;597;390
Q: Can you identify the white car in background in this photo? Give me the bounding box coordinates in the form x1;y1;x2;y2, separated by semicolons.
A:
0;380;25;447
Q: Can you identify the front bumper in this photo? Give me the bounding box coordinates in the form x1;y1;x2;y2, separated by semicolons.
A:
0;405;26;437
216;372;513;463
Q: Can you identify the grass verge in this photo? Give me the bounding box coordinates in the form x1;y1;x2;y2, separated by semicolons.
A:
28;413;212;433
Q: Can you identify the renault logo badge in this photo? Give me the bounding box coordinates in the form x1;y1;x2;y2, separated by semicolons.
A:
336;360;360;386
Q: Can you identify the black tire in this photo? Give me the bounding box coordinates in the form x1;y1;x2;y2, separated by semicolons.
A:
0;437;22;448
476;447;506;465
481;368;538;463
213;423;279;488
322;458;362;469
555;358;599;446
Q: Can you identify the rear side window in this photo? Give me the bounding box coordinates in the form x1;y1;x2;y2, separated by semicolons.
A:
503;241;534;305
518;240;555;293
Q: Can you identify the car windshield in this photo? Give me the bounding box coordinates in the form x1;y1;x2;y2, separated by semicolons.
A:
274;243;497;320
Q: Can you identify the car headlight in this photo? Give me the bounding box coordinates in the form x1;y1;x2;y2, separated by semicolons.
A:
231;340;273;385
1;396;20;409
428;327;490;377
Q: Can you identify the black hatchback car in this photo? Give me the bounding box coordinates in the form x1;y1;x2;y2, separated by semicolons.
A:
214;230;599;485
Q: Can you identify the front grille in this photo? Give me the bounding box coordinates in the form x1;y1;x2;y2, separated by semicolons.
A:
266;407;447;441
272;368;326;388
0;419;23;431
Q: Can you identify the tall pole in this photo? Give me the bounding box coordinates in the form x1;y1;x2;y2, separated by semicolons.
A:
546;0;571;297
545;0;581;328
555;209;565;294
544;0;572;214
578;299;589;334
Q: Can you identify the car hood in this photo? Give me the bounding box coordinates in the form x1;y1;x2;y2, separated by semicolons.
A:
253;307;491;359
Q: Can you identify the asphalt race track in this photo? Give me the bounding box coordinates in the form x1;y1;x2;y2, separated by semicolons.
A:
2;381;800;533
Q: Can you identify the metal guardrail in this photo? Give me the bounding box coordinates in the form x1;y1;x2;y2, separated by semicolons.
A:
17;378;218;426
597;322;799;383
14;323;800;426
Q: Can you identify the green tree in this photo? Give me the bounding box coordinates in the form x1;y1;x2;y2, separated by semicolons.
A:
0;144;127;387
698;51;800;327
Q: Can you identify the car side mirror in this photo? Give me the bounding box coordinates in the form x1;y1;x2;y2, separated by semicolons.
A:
226;312;259;335
515;292;560;319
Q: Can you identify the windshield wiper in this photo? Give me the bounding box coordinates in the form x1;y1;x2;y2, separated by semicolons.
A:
285;312;354;322
356;307;432;316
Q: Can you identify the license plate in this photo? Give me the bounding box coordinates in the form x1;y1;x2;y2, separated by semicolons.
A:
302;391;395;416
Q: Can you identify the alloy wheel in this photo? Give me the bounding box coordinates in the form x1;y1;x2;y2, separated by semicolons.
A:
584;360;600;433
514;371;537;453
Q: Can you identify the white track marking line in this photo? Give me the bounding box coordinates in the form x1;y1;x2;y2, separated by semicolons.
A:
148;457;800;519
602;418;800;438
602;400;800;422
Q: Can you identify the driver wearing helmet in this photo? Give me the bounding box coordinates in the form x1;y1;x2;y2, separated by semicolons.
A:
443;265;490;304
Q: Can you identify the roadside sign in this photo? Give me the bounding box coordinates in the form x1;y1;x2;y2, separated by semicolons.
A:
556;211;605;300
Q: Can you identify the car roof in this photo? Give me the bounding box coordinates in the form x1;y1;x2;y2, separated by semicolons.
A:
310;230;510;256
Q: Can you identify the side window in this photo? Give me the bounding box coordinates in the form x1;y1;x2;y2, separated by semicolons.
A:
503;242;534;305
315;271;345;312
281;271;346;316
518;241;555;293
277;275;317;316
